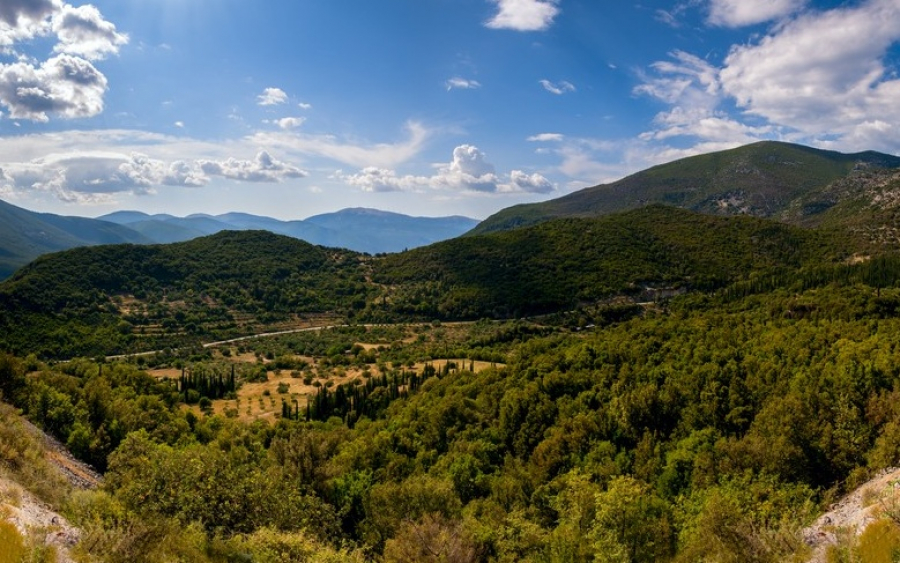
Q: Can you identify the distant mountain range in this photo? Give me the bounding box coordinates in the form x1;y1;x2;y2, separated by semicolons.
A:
0;202;479;279
470;141;900;236
0;199;151;279
5;140;900;281
96;208;479;254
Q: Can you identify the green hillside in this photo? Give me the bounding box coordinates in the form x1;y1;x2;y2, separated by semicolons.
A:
0;230;370;358
5;284;900;561
375;205;836;319
0;199;150;279
0;205;846;359
471;141;900;235
5;166;900;561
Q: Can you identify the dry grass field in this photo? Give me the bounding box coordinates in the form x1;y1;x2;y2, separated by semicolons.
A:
149;343;502;423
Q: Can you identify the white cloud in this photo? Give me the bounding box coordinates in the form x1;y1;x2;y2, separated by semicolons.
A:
338;144;555;195
433;144;500;192
636;50;719;104
199;151;306;183
272;116;305;130
719;0;900;146
540;79;575;95
0;54;108;121
339;166;425;193
0;1;123;122
632;50;763;148
298;102;312;110
51;3;128;60
446;77;481;91
0;130;318;203
161;160;207;187
0;151;167;203
626;0;900;167
257;87;288;106
249;120;430;169
485;0;560;31
641;106;772;144
708;0;806;27
527;133;564;142
0;0;55;47
506;170;554;193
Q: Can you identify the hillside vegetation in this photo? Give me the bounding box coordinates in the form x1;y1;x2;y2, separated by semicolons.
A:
5;141;900;561
0;199;149;280
0;206;845;358
4;285;900;561
375;205;835;319
0;230;369;358
471;141;900;236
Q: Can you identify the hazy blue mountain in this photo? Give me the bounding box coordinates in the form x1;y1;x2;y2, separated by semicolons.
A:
0;199;150;279
125;220;208;244
305;208;480;253
98;207;480;254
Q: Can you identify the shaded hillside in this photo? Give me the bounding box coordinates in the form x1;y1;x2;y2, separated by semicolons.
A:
0;206;841;359
782;167;900;248
0;230;370;358
471;141;900;235
374;205;836;319
0;199;150;279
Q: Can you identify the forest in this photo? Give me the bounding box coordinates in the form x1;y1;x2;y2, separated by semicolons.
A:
4;204;900;561
4;282;900;561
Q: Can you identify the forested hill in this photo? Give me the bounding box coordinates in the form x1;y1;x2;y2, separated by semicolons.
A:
0;206;846;358
470;141;900;235
375;205;836;319
0;230;371;358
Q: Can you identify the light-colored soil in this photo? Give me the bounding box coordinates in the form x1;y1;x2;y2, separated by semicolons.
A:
803;467;900;562
20;419;101;491
0;477;80;563
1;418;98;562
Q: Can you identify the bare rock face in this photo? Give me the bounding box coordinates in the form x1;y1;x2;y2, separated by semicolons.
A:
0;477;81;563
802;467;900;563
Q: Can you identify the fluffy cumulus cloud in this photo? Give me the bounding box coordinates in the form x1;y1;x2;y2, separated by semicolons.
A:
339;166;424;193
199;151;307;183
257;87;288;106
0;0;125;121
0;136;308;202
0;152;168;203
637;0;900;153
0;54;107;121
338;144;555;194
0;0;56;46
507;170;554;193
52;3;128;59
708;0;806;27
433;144;501;192
485;0;560;31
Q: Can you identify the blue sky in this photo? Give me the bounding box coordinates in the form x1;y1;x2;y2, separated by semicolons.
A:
0;0;899;220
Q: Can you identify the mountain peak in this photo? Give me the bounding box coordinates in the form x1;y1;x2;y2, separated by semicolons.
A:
469;141;900;236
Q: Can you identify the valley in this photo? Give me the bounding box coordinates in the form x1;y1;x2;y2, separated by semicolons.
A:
5;141;900;561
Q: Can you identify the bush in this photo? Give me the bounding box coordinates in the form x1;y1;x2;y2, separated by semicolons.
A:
0;521;26;563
